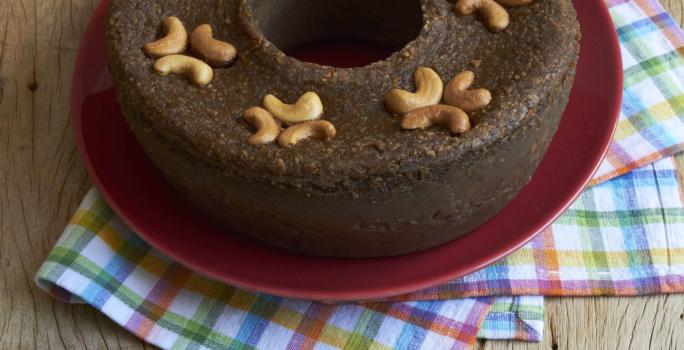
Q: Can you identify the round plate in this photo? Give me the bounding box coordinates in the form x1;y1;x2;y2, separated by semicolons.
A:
72;0;622;301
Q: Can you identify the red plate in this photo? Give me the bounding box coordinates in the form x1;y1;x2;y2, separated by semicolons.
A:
72;0;622;301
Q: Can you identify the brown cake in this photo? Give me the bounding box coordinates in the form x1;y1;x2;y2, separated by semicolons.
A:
107;0;580;257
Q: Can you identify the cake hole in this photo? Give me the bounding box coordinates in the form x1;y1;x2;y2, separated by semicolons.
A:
250;0;423;67
288;41;395;68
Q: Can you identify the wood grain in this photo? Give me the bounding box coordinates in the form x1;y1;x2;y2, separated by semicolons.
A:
0;1;682;349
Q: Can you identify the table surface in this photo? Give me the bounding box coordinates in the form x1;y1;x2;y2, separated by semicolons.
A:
2;1;684;349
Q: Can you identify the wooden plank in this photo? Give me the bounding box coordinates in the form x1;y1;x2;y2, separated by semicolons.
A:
0;0;146;348
0;0;682;349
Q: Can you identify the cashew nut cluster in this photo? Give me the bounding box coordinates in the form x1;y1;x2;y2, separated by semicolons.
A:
143;17;239;86
244;91;336;147
455;0;534;32
385;67;491;135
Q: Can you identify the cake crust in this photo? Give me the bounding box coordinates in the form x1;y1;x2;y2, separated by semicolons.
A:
107;0;580;257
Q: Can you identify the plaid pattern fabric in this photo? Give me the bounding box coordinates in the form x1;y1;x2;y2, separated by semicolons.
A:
38;190;494;349
478;297;544;341
592;0;684;184
406;159;684;300
35;157;684;349
34;0;684;349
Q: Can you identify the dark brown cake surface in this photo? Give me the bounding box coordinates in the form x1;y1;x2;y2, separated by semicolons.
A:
108;0;578;192
107;0;580;257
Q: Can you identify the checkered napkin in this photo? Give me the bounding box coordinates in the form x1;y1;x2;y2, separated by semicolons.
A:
35;0;684;349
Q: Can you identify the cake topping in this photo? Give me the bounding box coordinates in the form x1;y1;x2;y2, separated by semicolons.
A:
243;107;281;145
277;120;337;148
143;16;188;58
455;0;534;32
385;69;492;135
385;67;443;115
400;105;471;135
263;92;324;124
245;92;335;147
443;70;492;112
145;18;238;87
152;54;213;86
455;0;509;32
190;24;238;67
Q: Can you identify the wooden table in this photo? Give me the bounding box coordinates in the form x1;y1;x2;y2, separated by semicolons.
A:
1;1;684;348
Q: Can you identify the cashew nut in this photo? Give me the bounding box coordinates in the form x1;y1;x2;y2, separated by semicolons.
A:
401;105;471;135
443;71;492;112
455;0;510;32
263;92;324;124
190;24;238;68
144;17;188;58
243;107;280;145
278;120;337;147
385;67;443;115
153;55;213;86
496;0;533;7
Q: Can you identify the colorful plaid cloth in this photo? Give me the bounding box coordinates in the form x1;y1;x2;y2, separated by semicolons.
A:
593;0;684;183
35;0;684;349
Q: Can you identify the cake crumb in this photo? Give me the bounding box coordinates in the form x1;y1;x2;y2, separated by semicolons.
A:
373;141;387;152
275;158;287;173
